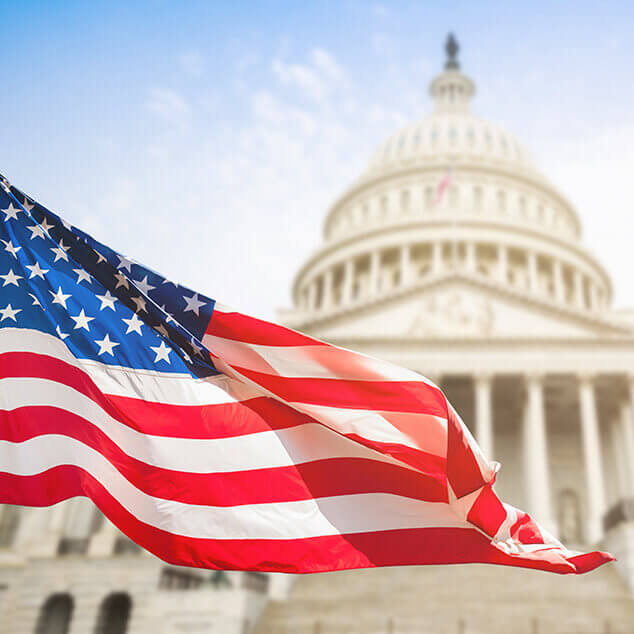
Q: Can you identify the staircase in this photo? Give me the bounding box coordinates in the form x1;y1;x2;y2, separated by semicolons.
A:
254;561;634;634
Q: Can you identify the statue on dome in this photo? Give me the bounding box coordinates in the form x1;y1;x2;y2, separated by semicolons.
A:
445;33;460;70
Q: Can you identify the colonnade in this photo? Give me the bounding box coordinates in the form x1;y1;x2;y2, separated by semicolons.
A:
299;240;606;315
465;372;634;543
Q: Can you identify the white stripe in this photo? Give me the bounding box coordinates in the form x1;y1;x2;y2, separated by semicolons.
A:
294;402;447;458
0;377;416;474
0;327;260;405
202;332;437;384
0;436;468;540
212;357;447;460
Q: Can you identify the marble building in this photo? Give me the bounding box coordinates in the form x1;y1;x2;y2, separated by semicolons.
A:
257;35;634;633
2;34;634;634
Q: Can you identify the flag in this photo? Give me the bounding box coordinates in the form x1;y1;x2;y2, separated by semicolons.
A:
0;174;614;574
434;166;453;205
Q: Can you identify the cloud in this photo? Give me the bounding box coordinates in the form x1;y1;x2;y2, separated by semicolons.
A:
271;48;345;101
145;88;191;127
178;50;204;76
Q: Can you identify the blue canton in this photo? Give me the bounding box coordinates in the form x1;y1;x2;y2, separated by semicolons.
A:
0;174;218;378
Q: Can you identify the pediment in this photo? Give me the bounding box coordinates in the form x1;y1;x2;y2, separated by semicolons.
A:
301;274;630;341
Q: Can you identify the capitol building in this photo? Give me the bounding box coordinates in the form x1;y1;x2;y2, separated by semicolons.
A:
2;35;634;634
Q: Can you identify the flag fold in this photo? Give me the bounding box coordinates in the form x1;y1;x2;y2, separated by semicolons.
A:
0;174;614;574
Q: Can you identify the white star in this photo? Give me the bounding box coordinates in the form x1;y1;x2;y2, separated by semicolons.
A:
0;178;10;192
150;341;172;364
122;313;144;335
29;293;42;307
134;275;156;295
95;333;119;356
2;239;21;258
131;296;147;313
95;250;107;264
117;255;134;272
96;290;117;311
162;278;178;287
155;324;169;338
61;217;72;231
73;268;92;285
51;240;71;262
2;203;22;221
28;218;54;239
26;262;49;279
183;293;206;316
50;286;71;309
189;337;202;357
70;308;95;331
182;351;192;363
114;272;129;290
0;269;22;287
27;224;46;239
21;197;34;213
160;304;175;324
55;325;69;340
0;304;21;321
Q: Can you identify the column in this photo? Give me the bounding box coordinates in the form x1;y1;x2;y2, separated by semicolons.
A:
497;245;508;284
611;417;630;502
527;251;538;293
621;376;634;495
522;374;555;532
307;280;317;312
578;374;607;543
342;259;354;305
573;270;585;309
431;242;443;274
465;242;476;274
369;250;381;297
474;374;494;459
88;517;119;556
552;259;565;303
399;244;411;287
588;282;599;312
321;269;333;311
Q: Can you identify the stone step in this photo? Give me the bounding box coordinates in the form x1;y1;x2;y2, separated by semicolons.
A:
254;563;634;634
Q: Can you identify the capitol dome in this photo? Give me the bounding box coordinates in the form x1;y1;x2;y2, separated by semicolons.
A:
284;34;617;331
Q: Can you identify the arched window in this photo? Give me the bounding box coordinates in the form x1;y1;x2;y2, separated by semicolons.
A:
0;505;20;547
473;186;483;211
558;489;582;544
400;189;410;213
94;593;131;634
35;594;74;634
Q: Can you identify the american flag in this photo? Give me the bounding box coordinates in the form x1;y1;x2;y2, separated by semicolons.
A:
0;174;613;574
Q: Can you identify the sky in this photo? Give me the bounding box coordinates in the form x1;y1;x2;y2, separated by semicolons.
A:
1;0;633;319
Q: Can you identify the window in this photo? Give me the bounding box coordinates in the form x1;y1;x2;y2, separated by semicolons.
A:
400;190;410;213
35;594;74;634
430;128;438;146
518;196;527;217
0;505;19;547
413;131;421;148
497;190;507;214
473;186;483;211
380;195;388;216
449;127;457;145
94;594;132;634
424;186;434;209
467;128;475;146
448;186;458;208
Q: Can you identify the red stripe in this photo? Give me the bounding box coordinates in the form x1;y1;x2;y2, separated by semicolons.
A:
0;408;447;505
208;310;323;347
446;406;486;498
0;351;306;438
0;468;613;574
0;351;447;481
231;365;448;416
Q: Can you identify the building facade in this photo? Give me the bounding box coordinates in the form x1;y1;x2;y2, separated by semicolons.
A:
2;35;634;634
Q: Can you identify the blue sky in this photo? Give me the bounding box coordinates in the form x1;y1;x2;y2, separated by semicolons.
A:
2;1;633;317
